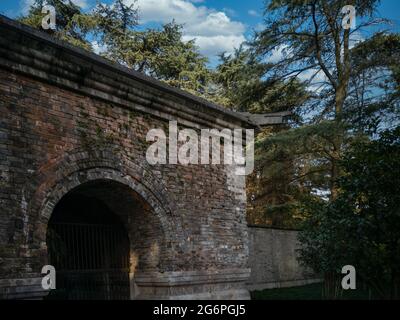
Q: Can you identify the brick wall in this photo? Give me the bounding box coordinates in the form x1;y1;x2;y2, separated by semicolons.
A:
0;16;251;299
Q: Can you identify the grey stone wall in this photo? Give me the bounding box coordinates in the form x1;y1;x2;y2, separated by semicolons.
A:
247;226;320;291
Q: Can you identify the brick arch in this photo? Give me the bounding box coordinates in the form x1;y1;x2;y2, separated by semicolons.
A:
28;149;184;255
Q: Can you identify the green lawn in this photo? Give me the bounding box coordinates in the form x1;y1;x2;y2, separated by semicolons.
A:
251;282;373;300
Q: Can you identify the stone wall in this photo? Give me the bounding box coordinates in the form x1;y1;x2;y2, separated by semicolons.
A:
247;226;320;291
0;16;251;299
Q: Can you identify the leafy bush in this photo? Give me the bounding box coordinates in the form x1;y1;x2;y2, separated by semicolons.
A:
298;127;400;299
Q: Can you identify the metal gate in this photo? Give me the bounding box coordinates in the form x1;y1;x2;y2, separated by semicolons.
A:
46;222;130;300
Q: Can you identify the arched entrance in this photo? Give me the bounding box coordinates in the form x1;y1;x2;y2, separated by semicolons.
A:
34;164;183;299
46;180;131;300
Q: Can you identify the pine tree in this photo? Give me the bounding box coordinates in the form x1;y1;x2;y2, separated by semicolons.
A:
18;0;210;97
252;0;399;208
251;0;400;297
213;47;309;227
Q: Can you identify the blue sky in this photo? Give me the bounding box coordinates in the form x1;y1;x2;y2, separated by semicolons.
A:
1;0;399;66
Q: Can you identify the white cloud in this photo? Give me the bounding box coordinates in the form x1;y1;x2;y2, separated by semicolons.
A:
349;31;364;48
297;68;328;93
20;0;35;14
91;41;106;54
70;0;89;8
248;9;260;17
297;68;325;82
185;11;244;37
182;34;246;57
267;44;291;63
130;0;246;58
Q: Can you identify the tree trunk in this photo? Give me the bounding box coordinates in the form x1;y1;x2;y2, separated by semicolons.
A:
323;271;341;299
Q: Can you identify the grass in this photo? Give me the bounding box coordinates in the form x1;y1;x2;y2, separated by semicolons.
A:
251;282;373;300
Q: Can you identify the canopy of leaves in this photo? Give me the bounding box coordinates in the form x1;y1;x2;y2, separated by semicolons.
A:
346;33;400;133
102;22;210;95
212;47;309;227
212;46;308;113
19;0;210;96
298;126;400;299
246;0;399;226
19;0;101;50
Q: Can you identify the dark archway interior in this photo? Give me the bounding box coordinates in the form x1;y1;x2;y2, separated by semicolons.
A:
46;180;132;300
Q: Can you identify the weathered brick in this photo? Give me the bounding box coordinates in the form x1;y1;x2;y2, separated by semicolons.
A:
0;16;251;299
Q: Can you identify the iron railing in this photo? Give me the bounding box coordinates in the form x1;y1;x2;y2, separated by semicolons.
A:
46;222;130;300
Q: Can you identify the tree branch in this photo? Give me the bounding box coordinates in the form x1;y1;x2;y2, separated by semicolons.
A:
311;1;337;89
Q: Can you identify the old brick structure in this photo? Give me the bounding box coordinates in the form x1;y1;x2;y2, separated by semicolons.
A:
0;16;257;299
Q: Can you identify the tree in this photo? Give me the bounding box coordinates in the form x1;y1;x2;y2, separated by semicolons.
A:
213;46;309;227
213;46;308;113
101;21;210;95
19;0;210;96
19;0;99;50
252;0;399;200
298;127;400;299
248;0;400;230
345;32;400;134
243;1;400;293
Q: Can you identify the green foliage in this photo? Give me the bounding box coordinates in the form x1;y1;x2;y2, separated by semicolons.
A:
298;127;400;299
244;0;399;227
213;47;309;227
251;0;399;132
346;33;400;134
102;21;210;95
212;46;308;113
249;120;352;227
19;0;98;50
18;0;210;97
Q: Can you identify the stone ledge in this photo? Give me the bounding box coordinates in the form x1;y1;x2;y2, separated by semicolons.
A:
0;277;49;300
132;269;251;300
134;268;251;286
247;278;323;291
